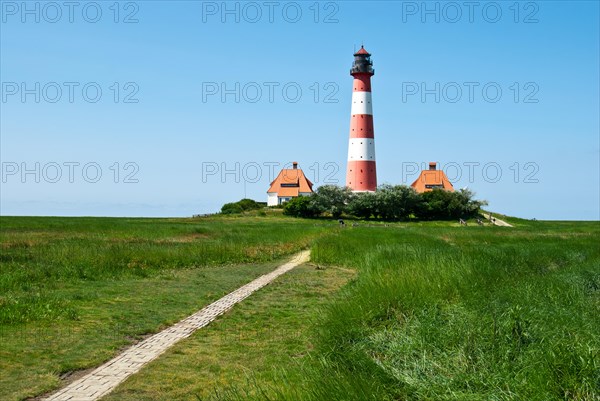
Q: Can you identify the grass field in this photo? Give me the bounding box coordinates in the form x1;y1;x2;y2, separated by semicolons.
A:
1;214;598;400
0;215;332;400
298;220;600;400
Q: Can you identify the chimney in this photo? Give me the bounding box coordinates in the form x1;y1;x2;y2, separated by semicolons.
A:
292;162;298;170
429;162;437;170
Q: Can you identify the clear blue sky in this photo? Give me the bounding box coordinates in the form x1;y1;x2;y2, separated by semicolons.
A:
1;1;598;219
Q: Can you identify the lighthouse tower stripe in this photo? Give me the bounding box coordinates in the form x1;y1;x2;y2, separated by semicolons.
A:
346;161;376;192
350;114;374;138
350;91;373;115
353;76;372;92
348;89;375;161
348;138;376;161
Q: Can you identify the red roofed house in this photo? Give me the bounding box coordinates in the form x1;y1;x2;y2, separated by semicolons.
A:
267;162;314;206
411;162;454;193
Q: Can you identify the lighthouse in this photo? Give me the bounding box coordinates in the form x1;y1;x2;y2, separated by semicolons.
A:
346;45;377;192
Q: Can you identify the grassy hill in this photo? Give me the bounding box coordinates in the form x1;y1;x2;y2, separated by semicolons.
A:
0;215;598;400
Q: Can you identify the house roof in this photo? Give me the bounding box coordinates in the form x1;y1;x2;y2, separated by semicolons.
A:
267;167;314;197
410;164;454;193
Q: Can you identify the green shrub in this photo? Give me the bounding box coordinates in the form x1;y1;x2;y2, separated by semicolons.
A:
220;198;263;215
373;184;420;220
278;185;485;221
312;185;352;218
347;191;377;219
221;203;244;214
236;198;262;211
283;196;319;218
415;188;486;220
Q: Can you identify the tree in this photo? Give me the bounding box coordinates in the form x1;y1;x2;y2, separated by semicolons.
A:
347;191;377;219
283;196;319;218
375;185;419;220
278;185;487;222
415;188;486;220
312;185;352;218
451;188;487;218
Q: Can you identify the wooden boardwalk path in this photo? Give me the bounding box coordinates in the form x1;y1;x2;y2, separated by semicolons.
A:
42;250;311;401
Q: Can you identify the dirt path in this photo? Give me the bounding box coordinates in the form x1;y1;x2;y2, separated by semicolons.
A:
41;251;311;401
482;212;513;227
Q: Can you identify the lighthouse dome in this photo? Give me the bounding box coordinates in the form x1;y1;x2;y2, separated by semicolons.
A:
354;46;370;56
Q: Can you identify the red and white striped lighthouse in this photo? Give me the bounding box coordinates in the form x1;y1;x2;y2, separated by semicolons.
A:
346;45;377;192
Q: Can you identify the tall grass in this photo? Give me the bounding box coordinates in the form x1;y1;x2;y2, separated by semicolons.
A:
228;222;599;400
0;216;329;324
0;215;336;400
2;217;598;400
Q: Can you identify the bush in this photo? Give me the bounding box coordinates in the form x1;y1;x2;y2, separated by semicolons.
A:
220;198;264;215
312;185;352;218
373;185;419;221
220;202;244;214
415;188;486;220
283;196;319;218
236;198;262;211
278;185;485;221
347;192;377;219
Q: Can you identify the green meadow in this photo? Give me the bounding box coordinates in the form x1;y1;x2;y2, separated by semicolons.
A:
0;214;598;400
